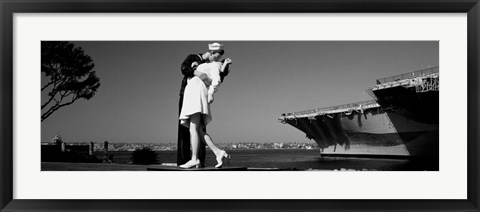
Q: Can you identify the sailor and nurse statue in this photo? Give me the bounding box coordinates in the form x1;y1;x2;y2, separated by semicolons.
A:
177;42;232;169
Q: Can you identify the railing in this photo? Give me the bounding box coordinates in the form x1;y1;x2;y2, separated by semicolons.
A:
415;76;439;93
280;100;378;118
376;67;439;85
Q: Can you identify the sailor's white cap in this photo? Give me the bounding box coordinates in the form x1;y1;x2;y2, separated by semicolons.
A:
208;42;224;51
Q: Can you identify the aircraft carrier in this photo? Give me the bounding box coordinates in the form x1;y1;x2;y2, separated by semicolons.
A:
278;67;439;158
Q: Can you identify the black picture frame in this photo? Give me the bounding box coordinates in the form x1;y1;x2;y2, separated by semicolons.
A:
1;0;479;211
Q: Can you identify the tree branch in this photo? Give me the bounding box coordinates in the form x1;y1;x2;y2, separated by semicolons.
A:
41;81;55;91
71;93;77;102
58;91;68;103
42;91;66;120
41;80;59;110
58;99;76;108
41;90;75;121
42;108;57;122
41;103;57;121
41;95;56;110
41;98;78;122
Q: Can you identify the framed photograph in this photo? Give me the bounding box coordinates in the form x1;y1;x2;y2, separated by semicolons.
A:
1;0;479;211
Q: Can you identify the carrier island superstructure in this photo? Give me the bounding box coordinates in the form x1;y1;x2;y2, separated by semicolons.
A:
278;67;439;158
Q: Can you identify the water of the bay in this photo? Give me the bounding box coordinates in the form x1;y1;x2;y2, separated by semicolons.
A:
101;149;438;171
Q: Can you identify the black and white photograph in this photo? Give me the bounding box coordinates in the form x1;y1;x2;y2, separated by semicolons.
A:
40;41;439;171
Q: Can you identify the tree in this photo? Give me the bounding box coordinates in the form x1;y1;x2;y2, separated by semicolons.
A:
41;41;100;122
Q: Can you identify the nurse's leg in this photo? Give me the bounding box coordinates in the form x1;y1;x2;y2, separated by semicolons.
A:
188;113;202;161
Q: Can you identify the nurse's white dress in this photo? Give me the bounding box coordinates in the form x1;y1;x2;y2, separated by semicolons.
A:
179;62;222;128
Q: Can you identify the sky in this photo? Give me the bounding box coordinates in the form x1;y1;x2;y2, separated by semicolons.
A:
41;41;439;144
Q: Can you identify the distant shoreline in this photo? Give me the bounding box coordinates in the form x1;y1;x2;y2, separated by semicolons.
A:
43;141;320;152
99;148;320;152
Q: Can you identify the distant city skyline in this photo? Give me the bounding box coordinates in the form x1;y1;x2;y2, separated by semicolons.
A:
41;41;439;144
